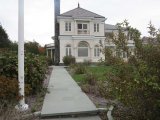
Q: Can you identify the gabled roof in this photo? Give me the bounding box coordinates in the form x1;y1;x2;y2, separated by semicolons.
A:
60;7;105;18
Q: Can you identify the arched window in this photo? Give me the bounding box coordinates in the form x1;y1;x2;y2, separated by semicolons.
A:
94;45;100;57
78;41;89;57
66;44;71;56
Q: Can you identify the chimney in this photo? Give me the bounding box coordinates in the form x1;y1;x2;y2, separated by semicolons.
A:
54;0;60;65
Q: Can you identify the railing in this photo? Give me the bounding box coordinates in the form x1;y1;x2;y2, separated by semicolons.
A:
77;30;90;35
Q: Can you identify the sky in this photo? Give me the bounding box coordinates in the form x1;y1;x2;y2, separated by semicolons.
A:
0;0;160;46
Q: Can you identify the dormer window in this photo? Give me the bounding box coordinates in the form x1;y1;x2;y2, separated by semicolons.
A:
65;22;71;31
94;23;99;32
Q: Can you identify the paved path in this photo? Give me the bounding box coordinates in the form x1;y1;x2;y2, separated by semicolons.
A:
41;66;101;120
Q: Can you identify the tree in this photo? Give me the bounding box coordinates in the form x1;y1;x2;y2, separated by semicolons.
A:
101;21;160;119
24;41;40;54
0;24;11;48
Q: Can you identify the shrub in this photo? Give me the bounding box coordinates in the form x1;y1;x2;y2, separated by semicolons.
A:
74;64;86;74
0;76;19;102
0;52;48;95
85;72;97;85
83;59;91;66
63;56;76;66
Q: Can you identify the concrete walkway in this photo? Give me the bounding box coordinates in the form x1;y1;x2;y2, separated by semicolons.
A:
41;66;101;120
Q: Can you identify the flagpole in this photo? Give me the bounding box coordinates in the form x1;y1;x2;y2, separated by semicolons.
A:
15;0;28;110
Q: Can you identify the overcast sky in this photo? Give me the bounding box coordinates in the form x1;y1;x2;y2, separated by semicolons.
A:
0;0;160;46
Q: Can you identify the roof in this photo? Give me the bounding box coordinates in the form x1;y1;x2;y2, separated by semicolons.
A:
105;24;118;30
60;7;105;18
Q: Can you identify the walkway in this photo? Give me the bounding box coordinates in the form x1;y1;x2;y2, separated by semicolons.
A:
41;66;101;120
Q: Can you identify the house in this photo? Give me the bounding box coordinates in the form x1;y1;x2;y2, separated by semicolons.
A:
49;0;135;64
57;4;106;63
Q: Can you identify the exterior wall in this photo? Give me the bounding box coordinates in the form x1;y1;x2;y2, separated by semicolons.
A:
59;36;105;63
59;19;75;35
59;18;105;37
58;16;106;63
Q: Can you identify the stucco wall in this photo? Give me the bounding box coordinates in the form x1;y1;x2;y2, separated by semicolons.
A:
59;37;105;63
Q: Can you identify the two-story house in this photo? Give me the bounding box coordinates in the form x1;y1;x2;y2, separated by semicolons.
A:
57;5;106;63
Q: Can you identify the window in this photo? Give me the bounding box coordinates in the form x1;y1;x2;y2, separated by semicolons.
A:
77;23;89;34
94;23;99;32
94;45;100;57
65;22;71;31
78;41;89;57
78;23;88;30
66;45;71;56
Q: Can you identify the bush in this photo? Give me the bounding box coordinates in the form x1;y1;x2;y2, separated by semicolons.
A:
0;52;48;95
104;61;160;119
85;72;97;85
83;59;91;66
74;64;86;74
62;56;76;66
104;48;124;66
0;76;19;102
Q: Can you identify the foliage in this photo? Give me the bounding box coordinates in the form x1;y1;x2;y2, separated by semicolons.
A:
104;48;124;65
0;52;48;95
0;76;19;102
100;21;160;119
25;53;48;94
84;72;97;85
0;25;11;48
25;41;40;54
74;64;86;74
62;55;76;66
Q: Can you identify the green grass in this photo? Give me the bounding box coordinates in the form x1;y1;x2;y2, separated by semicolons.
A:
72;66;113;83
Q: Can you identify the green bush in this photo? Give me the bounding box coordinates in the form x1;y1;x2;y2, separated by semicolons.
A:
85;72;97;85
62;56;76;66
0;52;48;95
74;64;86;74
104;48;124;66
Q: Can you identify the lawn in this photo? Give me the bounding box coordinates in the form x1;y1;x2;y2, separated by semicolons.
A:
72;66;113;83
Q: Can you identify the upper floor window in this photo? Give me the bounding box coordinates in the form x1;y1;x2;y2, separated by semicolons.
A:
78;23;88;30
94;23;99;32
66;45;71;56
77;23;89;34
65;22;71;31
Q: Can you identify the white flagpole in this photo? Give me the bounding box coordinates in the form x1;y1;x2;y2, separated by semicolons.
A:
16;0;28;110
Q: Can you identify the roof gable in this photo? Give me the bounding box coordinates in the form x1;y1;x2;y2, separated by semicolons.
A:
60;7;105;18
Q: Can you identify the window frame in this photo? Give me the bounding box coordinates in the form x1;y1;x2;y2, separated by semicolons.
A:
65;45;71;56
65;22;71;31
94;23;99;32
78;42;89;57
77;23;88;30
94;45;100;57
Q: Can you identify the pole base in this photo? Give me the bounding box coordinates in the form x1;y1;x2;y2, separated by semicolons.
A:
15;104;29;111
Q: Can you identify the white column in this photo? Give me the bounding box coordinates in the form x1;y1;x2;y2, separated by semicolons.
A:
47;49;48;57
16;0;28;111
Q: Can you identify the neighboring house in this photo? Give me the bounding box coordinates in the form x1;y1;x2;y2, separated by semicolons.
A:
105;24;135;61
48;2;135;64
46;43;55;60
142;36;159;45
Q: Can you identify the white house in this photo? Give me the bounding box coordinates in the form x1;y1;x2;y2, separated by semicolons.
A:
57;5;106;63
48;2;135;64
